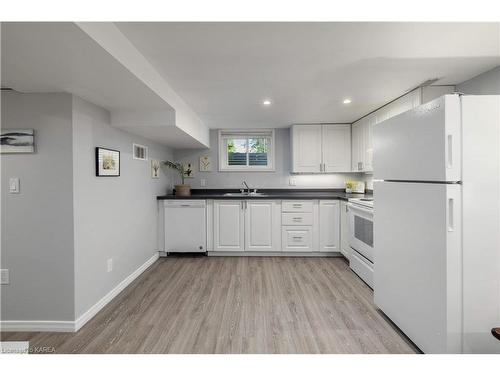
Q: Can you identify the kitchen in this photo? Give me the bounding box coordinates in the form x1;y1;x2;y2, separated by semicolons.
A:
1;15;499;370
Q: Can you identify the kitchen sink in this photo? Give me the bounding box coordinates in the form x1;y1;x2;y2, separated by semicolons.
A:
223;192;267;197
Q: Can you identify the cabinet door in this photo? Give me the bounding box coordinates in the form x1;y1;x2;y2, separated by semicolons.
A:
319;200;340;252
322;124;351;172
213;200;245;252
245;200;281;251
364;114;375;172
340;201;350;259
351;121;365;172
292;125;322;173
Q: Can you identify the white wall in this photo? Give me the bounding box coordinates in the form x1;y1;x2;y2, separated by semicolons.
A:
1;92;75;321
457;65;500;95
174;129;365;190
72;96;173;318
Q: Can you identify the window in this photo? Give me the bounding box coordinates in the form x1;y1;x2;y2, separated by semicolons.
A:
219;130;275;171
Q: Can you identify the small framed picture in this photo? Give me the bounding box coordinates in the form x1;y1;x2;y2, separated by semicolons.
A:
96;147;120;177
151;159;160;179
199;156;212;172
0;129;35;153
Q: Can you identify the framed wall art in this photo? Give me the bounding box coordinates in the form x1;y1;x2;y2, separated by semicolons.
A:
0;129;35;153
95;147;120;177
199;155;212;172
151;159;160;178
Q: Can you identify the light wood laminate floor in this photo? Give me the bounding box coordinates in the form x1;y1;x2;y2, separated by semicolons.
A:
1;256;418;354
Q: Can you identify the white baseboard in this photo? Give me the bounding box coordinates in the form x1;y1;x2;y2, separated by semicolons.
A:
0;252;159;333
74;252;159;331
208;251;342;257
0;320;75;332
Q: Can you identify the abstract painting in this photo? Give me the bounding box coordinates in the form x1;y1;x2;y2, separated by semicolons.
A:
0;129;35;153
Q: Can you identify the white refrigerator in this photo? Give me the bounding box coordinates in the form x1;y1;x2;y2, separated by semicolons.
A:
373;94;500;353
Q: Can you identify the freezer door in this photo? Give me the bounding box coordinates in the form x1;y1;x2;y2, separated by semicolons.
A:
373;95;461;182
373;181;462;353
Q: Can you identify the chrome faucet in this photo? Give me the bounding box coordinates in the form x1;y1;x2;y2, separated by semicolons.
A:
242;181;251;194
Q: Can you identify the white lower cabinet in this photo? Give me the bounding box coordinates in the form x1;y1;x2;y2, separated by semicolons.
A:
281;200;319;252
340;200;350;259
213;200;281;252
210;199;341;254
282;226;313;251
319;200;340;252
245;200;281;251
213;200;245;252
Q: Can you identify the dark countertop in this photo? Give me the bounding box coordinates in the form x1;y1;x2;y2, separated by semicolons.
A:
157;189;372;201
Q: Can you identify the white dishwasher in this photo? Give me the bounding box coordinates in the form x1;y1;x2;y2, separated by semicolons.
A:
164;200;207;253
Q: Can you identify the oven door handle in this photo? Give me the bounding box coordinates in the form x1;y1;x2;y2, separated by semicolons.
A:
347;203;373;215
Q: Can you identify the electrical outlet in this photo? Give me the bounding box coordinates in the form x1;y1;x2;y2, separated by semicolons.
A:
107;259;113;272
1;269;10;285
289;177;297;186
200;178;207;187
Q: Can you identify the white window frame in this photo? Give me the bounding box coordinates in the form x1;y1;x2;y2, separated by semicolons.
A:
218;129;275;172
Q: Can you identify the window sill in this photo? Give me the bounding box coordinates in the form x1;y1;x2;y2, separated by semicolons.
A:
219;167;276;172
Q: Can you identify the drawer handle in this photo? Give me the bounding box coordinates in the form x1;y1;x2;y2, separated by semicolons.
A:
292;204;302;208
292;217;302;221
292;236;303;241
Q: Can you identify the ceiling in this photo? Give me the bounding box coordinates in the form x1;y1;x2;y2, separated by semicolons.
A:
1;22;209;149
117;22;500;128
1;23;171;111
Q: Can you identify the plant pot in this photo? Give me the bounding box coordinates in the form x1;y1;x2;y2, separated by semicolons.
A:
175;184;191;197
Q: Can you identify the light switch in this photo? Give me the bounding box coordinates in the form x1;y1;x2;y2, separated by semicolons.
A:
200;179;207;187
9;178;20;194
0;269;9;285
289;177;297;186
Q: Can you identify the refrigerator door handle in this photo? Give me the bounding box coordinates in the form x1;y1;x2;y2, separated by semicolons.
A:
447;134;453;169
447;198;454;232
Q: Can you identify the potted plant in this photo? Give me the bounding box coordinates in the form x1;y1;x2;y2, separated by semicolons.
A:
164;160;191;196
345;180;354;194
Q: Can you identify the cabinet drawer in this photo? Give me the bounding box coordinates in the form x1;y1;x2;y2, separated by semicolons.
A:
282;212;313;226
282;200;313;213
282;226;313;251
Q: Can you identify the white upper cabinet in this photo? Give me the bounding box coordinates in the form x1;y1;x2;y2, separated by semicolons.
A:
291;125;323;173
245;200;281;252
292;124;351;173
213;200;245;252
351;118;366;172
322;124;351;172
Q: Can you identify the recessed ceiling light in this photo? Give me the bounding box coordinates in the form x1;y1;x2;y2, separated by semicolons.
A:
263;99;272;106
343;98;352;104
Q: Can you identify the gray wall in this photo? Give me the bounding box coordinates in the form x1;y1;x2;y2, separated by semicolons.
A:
1;92;174;323
457;65;500;94
174;129;364;190
72;96;173;318
1;92;75;321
